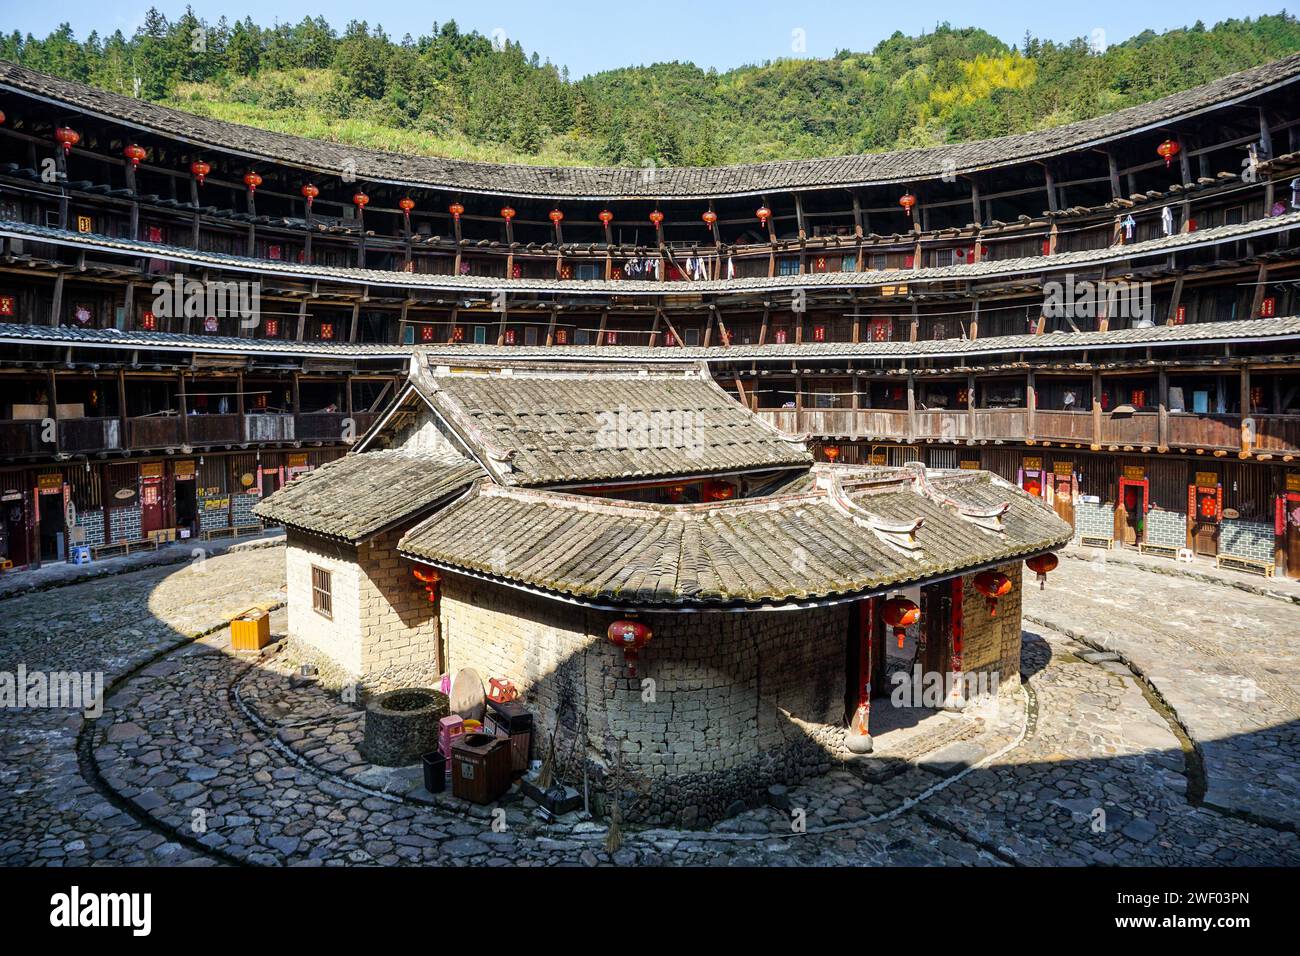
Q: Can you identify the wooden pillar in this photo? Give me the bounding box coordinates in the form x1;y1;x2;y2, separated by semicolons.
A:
1240;365;1253;456
1026;370;1036;440
794;193;807;240
1157;367;1169;452
1167;275;1184;326
969;298;979;340
1090;370;1102;450
1250;264;1269;318
178;372;189;446
906;370;917;440
1258;109;1274;160
296;297;308;341
969;178;981;226
1107;152;1122;199
1043;164;1059;213
50;273;65;326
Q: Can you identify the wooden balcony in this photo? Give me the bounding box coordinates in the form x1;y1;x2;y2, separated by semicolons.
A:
128;415;182;449
1100;411;1159;447
244;413;295;442
1033;410;1094;444
185;414;242;445
295;412;346;441
1252;415;1300;455
0;419;46;457
1167;413;1241;451
757;407;1027;441
57;417;122;453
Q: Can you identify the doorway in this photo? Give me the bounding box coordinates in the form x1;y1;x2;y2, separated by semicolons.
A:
175;478;197;537
1050;473;1076;526
140;479;164;537
1283;493;1300;580
1116;478;1148;546
2;494;29;567
1191;485;1221;557
38;491;64;561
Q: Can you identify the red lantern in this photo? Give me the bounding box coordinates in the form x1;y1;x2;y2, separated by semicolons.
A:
399;197;415;213
882;597;921;649
756;205;771;226
898;192;917;217
449;201;464;221
301;183;319;208
353;192;369;210
123;144;147;168
190;160;210;185
500;206;515;221
55;127;80;155
649;210;665;226
973;570;1013;616
702;479;735;501
598;209;614;226
607;619;653;677
1157;138;1181;168
1025;553;1058;590
702;210;718;227
0;110;6;125
824;446;840;462
243;171;262;192
549;208;564;224
412;565;440;604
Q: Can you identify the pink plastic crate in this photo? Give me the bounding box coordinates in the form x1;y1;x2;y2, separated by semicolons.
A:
438;715;464;759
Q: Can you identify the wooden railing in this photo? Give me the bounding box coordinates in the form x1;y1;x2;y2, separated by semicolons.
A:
1253;415;1300;454
0;420;46;457
1033;410;1094;443
1100;412;1159;446
57;417;122;453
1167;414;1240;451
128;415;182;449
185;414;242;445
244;413;295;442
295;412;346;441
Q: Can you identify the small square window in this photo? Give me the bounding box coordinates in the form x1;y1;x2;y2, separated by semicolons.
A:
311;565;333;619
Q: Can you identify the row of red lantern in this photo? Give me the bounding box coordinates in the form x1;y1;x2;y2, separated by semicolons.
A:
877;555;1058;648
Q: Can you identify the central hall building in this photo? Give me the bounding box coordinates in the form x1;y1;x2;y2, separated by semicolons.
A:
257;354;1070;823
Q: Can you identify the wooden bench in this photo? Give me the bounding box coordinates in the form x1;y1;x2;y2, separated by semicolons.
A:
1216;554;1275;578
1079;535;1113;550
1138;542;1180;559
199;523;263;542
90;538;161;561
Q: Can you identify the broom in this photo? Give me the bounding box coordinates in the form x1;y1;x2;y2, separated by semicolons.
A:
536;720;560;791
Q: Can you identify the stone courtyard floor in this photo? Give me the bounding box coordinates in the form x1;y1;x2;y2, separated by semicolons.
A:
0;544;1297;866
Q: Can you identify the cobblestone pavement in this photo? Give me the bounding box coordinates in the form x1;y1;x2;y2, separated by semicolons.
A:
1024;554;1300;830
0;546;287;865
2;547;1297;866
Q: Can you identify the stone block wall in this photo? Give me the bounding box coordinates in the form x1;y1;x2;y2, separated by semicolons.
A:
355;527;441;690
284;527;442;693
438;571;847;825
108;504;141;541
232;492;260;527
959;562;1023;690
198;496;230;531
1219;518;1275;564
285;529;363;675
1145;508;1187;549
1073;499;1114;542
75;508;105;547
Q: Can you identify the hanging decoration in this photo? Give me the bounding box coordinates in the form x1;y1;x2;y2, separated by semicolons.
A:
1157;138;1181;168
500;205;515;221
449;201;464;221
599;209;614;226
189;160;211;185
882;597;921;649
399;197;415;214
548;208;564;224
702;479;735;501
1025;553;1058;590
243;171;262;193
649;210;665;226
702;210;718;227
756;205;771;226
352;191;369;210
898;192;917;218
973;570;1013;615
300;183;319;208
123;144;147;168
412;565;440;604
0;110;5;125
823;446;840;462
606;620;653;678
55;127;80;155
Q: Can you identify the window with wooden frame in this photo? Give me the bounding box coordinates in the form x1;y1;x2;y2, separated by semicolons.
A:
311;565;333;619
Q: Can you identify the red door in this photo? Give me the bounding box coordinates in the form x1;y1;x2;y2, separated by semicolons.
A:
140;479;164;536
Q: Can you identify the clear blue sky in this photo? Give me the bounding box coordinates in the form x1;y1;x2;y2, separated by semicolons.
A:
6;1;1289;77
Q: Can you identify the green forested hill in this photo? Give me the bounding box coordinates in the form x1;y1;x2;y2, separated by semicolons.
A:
4;10;1300;167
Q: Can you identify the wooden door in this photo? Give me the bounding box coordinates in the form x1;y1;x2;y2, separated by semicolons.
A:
1191;486;1220;557
140;479;164;536
1051;474;1075;526
1116;480;1147;546
1285;495;1300;580
921;583;952;679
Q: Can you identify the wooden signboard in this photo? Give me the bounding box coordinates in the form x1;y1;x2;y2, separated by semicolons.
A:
1052;461;1074;476
174;460;196;479
37;473;63;494
959;460;981;470
1023;457;1043;471
1286;473;1300;493
287;453;309;468
1122;465;1145;481
1195;472;1219;489
140;462;164;479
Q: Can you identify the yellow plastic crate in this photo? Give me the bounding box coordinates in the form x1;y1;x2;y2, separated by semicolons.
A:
230;608;271;651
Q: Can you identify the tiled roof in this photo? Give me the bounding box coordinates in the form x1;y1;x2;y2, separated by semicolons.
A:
0;321;410;358
408;359;812;486
5;314;1299;364
3;55;1299;198
4;211;1297;295
253;448;483;542
397;464;1073;608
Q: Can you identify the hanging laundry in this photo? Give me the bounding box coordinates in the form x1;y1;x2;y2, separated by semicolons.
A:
1121;215;1136;241
1160;206;1175;237
1290;177;1300;209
